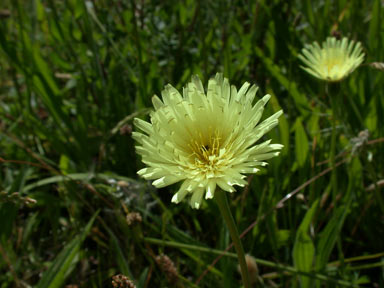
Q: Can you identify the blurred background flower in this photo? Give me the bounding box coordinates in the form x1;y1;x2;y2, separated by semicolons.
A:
298;37;364;82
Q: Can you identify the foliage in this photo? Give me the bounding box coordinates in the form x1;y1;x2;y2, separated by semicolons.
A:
0;0;383;287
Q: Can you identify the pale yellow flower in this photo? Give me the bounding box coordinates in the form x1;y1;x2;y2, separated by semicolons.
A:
133;74;283;209
298;37;364;82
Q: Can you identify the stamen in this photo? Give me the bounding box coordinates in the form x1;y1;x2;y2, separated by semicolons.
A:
189;129;223;166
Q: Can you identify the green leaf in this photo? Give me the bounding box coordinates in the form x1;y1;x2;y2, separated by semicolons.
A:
315;208;343;271
316;202;352;270
303;0;315;29
368;0;381;52
36;211;99;288
277;229;291;248
254;46;310;115
293;199;319;288
106;227;133;279
295;118;309;167
59;155;70;175
269;90;290;156
137;267;149;288
0;203;18;241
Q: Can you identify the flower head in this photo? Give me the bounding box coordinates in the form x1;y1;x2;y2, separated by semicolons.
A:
298;37;364;82
133;74;283;209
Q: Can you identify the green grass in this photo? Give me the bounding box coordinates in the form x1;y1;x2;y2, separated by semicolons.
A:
0;0;383;287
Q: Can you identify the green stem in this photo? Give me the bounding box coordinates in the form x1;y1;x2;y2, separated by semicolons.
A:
329;251;384;266
327;84;338;201
143;237;359;287
215;190;251;288
330;102;337;168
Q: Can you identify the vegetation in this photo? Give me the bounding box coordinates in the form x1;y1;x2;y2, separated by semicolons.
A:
0;0;383;287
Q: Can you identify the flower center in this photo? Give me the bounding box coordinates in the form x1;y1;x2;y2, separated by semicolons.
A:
199;137;220;161
189;129;223;167
324;57;342;73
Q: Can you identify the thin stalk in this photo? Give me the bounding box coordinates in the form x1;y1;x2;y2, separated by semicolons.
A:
327;83;338;201
143;237;359;287
347;261;384;271
329;252;384;266
215;190;251;288
144;237;238;258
